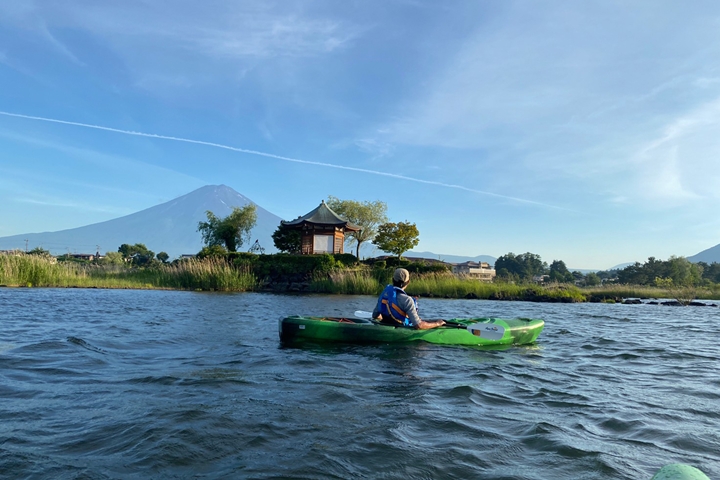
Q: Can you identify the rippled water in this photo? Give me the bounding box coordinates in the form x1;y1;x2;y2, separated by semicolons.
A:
1;288;718;479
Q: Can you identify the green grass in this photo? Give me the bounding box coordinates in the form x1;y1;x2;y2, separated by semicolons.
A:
0;254;257;291
309;270;382;294
309;270;589;302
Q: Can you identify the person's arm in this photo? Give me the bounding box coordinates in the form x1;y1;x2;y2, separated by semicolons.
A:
416;318;446;330
398;293;445;329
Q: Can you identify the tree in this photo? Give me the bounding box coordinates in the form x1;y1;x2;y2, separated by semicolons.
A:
156;252;170;263
326;196;388;258
372;221;420;259
27;247;52;257
101;251;124;265
616;256;703;286
197;245;228;258
698;261;720;283
666;256;702;286
549;260;573;283
197;204;257;252
118;243;155;266
494;252;546;281
584;272;601;286
272;225;302;254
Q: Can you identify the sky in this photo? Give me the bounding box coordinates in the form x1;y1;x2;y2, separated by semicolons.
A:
1;1;720;270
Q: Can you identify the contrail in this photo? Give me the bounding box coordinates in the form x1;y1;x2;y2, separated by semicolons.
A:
0;110;569;210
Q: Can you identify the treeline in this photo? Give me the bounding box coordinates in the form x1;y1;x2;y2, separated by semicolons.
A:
493;252;720;288
616;256;720;287
494;252;605;286
25;244;170;267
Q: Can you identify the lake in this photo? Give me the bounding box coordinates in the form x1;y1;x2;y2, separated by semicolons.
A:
1;288;718;479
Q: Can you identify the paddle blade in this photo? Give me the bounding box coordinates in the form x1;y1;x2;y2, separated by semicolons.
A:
354;310;373;319
467;323;505;341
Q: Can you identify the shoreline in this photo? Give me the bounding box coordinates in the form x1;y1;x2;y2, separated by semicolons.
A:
2;283;719;306
3;254;720;303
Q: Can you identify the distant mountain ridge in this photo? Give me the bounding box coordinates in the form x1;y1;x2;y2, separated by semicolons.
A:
404;251;497;265
688;243;720;264
0;185;282;258
1;184;506;262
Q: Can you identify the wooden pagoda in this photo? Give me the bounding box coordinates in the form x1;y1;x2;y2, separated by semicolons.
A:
281;200;360;255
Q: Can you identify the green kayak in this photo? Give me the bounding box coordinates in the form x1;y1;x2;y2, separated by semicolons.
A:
279;315;544;346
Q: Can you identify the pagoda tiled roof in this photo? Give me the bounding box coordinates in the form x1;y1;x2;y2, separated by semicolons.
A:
282;200;360;231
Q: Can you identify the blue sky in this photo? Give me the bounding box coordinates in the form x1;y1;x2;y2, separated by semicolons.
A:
1;1;720;269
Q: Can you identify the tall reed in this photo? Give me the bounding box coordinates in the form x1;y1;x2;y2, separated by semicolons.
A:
309;270;381;294
408;272;501;298
147;257;257;291
0;254;257;291
0;253;87;287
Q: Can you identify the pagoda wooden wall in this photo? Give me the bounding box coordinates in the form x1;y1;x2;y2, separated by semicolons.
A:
334;231;344;254
299;227;346;255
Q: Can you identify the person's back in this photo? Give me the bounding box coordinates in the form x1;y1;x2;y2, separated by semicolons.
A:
372;268;444;330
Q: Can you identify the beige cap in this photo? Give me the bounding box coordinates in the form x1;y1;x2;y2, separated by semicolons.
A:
393;268;410;285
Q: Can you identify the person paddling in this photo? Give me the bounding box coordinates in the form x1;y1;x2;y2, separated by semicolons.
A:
372;268;445;330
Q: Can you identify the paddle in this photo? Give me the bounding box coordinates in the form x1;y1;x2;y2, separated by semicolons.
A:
353;310;505;340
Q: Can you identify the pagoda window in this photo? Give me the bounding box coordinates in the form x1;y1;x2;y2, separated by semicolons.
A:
313;235;334;254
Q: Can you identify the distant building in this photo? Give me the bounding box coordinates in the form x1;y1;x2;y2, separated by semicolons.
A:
533;274;550;283
452;261;496;282
0;249;23;256
70;253;96;261
281;200;360;255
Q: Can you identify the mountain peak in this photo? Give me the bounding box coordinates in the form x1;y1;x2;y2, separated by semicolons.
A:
0;185;281;257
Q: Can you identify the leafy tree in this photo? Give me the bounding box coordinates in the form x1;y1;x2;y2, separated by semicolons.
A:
596;269;619;282
617;256;703;286
372;221;420;259
584;272;601;286
326;196;388;258
197;245;228;258
617;262;647;285
494;252;546;281
272;225;302;254
101;251;125;265
549;260;573;283
666;256;702;286
27;247;52;257
156;252;170;263
118;243;155;266
698;261;720;283
198;204;257;252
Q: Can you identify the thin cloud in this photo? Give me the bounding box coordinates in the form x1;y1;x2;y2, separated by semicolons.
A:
14;195;129;215
0;111;571;211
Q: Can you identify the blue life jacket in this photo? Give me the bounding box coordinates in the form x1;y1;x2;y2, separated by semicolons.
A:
376;284;418;327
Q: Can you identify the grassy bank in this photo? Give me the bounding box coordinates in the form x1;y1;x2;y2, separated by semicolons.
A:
0;254;256;291
309;270;589;302
3;253;720;302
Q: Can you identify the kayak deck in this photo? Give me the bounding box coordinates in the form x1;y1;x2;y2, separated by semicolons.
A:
279;315;544;346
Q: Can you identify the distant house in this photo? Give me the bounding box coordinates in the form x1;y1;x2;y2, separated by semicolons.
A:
0;249;23;256
533;274;550;284
70;253;95;261
452;261;496;282
281;200;360;255
180;254;196;259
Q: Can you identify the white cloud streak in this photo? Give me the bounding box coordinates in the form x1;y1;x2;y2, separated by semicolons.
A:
0;111;571;211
